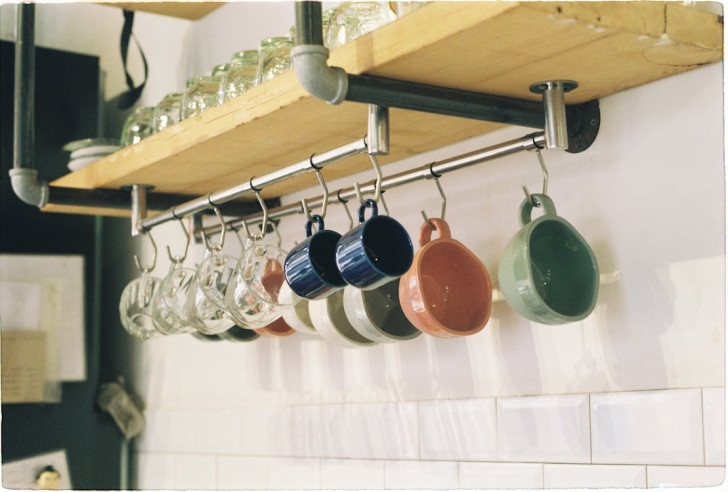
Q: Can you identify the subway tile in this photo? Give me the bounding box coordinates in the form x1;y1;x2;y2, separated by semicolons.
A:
459;462;543;489
647;466;725;488
497;394;591;463
591;389;704;465
384;460;459;490
419;398;497;461
265;457;320;490
132;452;175;489
320;459;385;489
171;454;217;490
703;387;726;466
135;410;195;453
349;402;419;460
290;404;350;457
216;456;269;490
544;464;646;488
193;408;241;454
239;406;292;456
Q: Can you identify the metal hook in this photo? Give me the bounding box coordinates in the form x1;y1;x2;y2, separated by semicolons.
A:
201;207;226;251
353;181;366;205
522;148;549;207
337;189;354;230
368;154;383;203
379;189;390;216
133;230;158;273
420;170;447;229
269;221;282;247
166;219;190;263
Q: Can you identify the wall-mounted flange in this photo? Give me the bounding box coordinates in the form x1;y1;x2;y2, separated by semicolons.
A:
530;80;578;150
565;99;601;154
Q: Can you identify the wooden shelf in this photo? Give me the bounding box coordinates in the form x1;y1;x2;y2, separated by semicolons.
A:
46;1;723;216
97;2;225;20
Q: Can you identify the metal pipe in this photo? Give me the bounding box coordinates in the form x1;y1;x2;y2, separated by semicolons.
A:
141;138;368;230
14;2;34;170
367;105;390;155
206;132;546;234
530;80;577;149
130;185;148;236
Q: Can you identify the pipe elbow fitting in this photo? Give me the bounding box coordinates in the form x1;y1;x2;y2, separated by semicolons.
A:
9;168;49;208
291;44;348;105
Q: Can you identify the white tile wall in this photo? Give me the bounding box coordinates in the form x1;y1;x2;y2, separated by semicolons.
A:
135;410;196;453
703;387;726;466
216;456;269;490
290;404;351;457
459;462;543;489
193;409;241;454
265;458;320;490
384;460;459;489
543;464;646;488
646;466;725;488
133;453;175;490
171;454;217;489
497;394;591;463
349;402;419;460
320;459;386;490
238;406;292;456
591;389;705;465
418;398;497;461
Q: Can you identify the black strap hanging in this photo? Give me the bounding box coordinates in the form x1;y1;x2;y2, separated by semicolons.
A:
117;9;148;109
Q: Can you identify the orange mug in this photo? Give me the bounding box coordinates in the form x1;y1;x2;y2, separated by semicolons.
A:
399;218;492;337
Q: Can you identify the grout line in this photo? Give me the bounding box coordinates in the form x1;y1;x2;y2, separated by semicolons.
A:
541;462;546;489
644;465;648;488
700;387;707;466
588;393;594;464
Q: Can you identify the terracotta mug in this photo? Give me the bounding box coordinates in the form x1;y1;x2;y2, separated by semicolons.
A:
399;218;492;337
254;316;296;337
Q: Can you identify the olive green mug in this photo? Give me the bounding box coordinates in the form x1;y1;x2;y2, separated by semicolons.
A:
498;194;599;324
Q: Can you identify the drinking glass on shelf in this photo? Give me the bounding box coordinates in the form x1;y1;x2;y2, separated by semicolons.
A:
325;2;397;49
219;50;259;104
256;36;294;85
120;106;154;146
180;64;229;119
152;92;183;133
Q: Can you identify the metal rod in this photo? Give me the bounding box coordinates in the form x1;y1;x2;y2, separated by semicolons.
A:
530;80;577;150
206;132;546;234
130;185;148;237
14;3;35;170
367;105;390;155
141;138;368;230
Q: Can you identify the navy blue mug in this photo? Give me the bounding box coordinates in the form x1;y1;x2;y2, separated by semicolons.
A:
284;215;346;300
335;199;414;290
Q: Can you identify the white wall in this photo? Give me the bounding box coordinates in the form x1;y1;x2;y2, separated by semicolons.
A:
5;2;725;489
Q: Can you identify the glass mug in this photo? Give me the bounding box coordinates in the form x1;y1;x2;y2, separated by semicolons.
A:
151;261;197;335
119;272;161;341
325;2;396;49
181;64;229;119
185;247;237;335
152;92;183;133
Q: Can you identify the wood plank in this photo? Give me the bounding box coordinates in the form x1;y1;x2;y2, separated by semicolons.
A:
49;1;723;217
98;2;225;20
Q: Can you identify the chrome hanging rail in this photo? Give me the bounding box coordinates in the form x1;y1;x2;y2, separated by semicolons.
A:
202;131;547;236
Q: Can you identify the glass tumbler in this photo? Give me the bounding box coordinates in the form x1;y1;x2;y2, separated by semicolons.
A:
180;64;228;119
119;273;161;341
225;241;297;329
152;92;183;133
256;36;294;85
325;2;397;49
219;50;259;104
120;106;154;146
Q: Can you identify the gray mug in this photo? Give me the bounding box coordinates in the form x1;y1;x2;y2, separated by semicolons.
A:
498;194;599;324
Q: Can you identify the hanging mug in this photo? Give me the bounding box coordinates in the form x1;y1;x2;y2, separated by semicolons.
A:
335;199;413;290
399;218;492;337
498;193;599;325
284;214;346;300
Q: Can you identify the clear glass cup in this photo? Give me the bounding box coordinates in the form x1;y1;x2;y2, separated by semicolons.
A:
119;273;161;341
185;248;237;335
325;2;397;49
219;50;259;104
180;64;229;119
256;37;294;85
224;241;297;329
152;92;183;133
120;106;154;146
151;262;197;335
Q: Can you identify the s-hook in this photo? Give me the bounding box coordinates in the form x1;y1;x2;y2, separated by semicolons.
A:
420;164;447;229
166;218;190;264
133;230;157;274
240;188;269;243
301;167;329;221
522;148;549;207
201;207;227;252
337;189;354;230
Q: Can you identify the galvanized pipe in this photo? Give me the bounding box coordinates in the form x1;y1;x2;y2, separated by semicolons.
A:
140;138;368;230
204;132;546;235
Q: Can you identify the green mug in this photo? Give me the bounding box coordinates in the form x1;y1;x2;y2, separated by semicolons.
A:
498;194;599;324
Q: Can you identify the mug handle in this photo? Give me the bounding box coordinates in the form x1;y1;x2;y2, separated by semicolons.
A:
357;199;378;223
305;214;325;237
519;193;557;226
419;217;451;246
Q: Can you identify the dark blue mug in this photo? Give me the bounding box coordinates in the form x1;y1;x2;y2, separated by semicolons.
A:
284;214;346;300
335;199;414;290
